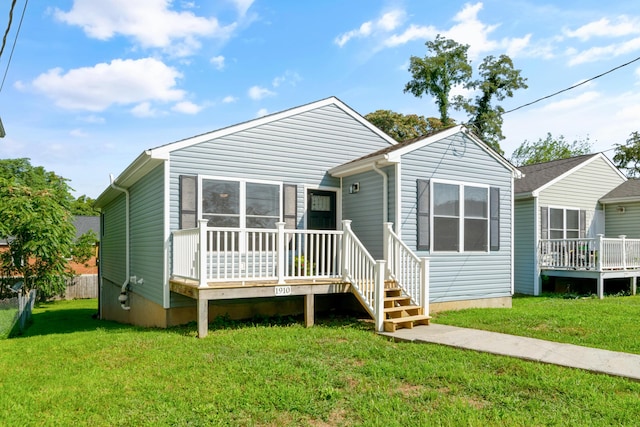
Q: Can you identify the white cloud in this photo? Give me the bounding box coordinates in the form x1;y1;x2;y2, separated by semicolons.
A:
54;0;237;57
28;58;185;112
564;16;640;41
568;37;640;66
248;85;275;100
70;128;88;137
335;9;405;47
256;108;268;117
172;101;203;114
81;114;105;124
210;55;225;70
231;0;254;17
131;102;159;117
384;24;438;47
539;91;601;112
222;95;237;103
272;71;302;87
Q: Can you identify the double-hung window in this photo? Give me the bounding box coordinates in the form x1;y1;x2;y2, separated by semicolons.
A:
418;179;498;253
548;207;580;239
201;178;281;229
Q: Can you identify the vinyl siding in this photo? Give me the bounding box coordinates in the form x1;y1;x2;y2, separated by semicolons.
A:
399;132;514;303
168;104;392;231
514;198;536;295
128;163;165;306
604;202;640;238
539;157;625;210
101;194;126;285
342;170;386;259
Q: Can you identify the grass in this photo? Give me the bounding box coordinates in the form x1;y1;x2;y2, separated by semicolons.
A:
0;306;17;339
0;299;639;426
433;294;640;354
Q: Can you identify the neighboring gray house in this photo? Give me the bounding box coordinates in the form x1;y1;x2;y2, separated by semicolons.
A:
95;97;520;336
514;153;640;297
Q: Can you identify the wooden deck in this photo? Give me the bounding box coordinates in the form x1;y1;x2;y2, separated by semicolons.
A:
170;276;351;338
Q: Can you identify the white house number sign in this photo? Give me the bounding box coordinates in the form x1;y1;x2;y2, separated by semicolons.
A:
274;285;292;296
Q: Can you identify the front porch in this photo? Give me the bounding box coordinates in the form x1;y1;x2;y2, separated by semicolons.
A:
538;235;640;298
171;220;430;337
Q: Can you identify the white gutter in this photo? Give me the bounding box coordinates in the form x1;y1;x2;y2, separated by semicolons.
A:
110;174;131;311
372;163;388;223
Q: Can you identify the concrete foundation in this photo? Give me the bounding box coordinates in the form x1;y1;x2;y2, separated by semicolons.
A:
429;296;512;314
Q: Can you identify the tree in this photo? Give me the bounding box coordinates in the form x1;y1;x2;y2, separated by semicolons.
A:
0;158;95;299
364;110;446;142
71;194;99;216
510;133;592;166
613;131;640;178
404;35;472;127
405;36;527;154
455;55;528;154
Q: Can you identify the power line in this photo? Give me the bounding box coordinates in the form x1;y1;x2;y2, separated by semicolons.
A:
503;54;640;115
0;0;27;93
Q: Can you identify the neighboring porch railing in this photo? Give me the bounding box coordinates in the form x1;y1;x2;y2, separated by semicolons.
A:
171;220;429;332
538;235;640;271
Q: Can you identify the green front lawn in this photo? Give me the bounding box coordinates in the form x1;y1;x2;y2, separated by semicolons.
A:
433;294;640;354
1;298;639;426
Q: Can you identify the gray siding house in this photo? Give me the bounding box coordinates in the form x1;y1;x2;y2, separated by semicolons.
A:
95;97;520;336
514;153;640;297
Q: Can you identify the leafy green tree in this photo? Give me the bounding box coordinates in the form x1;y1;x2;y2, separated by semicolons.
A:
71;194;99;216
613;131;640;178
0;158;95;299
455;55;528;154
510;133;592;166
404;35;472;127
365;110;447;142
405;36;527;154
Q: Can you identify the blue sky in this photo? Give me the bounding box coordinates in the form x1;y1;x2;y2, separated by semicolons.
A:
1;0;640;198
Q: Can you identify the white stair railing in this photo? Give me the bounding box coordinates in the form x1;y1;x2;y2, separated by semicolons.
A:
383;223;429;317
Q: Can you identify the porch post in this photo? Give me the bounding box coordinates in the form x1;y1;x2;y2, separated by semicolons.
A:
632;277;637;296
342;220;352;281
276;222;286;284
198;219;208;288
197;295;208;338
420;257;429;317
596;234;604;271
619;235;627;270
383;222;392;280
375;259;386;332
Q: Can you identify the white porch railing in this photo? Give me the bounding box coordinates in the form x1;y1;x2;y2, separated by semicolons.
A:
539;235;640;271
171;219;430;332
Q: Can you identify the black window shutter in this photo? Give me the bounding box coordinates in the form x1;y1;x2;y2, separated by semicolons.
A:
490;187;500;251
540;206;548;240
179;175;197;229
283;184;297;229
417;179;430;251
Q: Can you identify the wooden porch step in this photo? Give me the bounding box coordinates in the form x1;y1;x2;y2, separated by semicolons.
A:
383;314;431;332
384;295;412;307
384;305;422;316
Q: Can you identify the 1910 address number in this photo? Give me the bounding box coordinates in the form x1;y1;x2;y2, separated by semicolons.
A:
274;286;292;296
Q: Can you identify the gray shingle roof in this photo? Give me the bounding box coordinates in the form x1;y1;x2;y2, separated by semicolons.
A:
515;154;599;195
600;179;640;202
0;215;100;246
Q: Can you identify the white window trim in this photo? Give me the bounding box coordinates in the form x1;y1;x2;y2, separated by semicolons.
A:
431;179;490;253
546;205;581;239
198;175;283;228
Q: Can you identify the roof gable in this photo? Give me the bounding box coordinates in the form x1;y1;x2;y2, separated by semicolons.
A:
329;125;521;178
515;153;625;196
600;179;640;203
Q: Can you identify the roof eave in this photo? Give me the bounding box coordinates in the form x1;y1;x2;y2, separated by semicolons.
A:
329;154;394;178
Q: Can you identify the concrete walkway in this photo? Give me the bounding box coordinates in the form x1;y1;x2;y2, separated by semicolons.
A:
380;324;640;381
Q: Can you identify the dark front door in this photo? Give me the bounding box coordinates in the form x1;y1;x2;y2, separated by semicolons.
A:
307;189;337;230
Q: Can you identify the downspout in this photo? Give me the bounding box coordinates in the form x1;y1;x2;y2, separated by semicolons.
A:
110;174;131;310
372;163;388;223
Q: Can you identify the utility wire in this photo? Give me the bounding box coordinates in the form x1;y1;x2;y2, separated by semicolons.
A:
0;0;27;93
503;54;640;115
